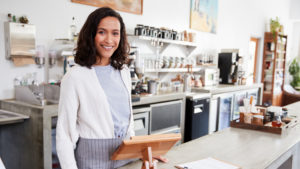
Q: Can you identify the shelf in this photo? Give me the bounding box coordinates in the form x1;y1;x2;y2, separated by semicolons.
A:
276;50;286;54
196;63;216;67
263;91;272;95
265;51;274;55
275;68;284;72
262;32;287;106
277;41;286;45
265;58;284;62
145;67;201;73
128;35;198;47
127;34;198;57
275;58;285;62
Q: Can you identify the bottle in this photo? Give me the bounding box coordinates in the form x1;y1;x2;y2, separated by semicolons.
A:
7;13;12;22
69;17;77;40
183;73;191;92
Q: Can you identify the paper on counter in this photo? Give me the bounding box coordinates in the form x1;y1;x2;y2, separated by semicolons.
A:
0;158;5;169
175;157;241;169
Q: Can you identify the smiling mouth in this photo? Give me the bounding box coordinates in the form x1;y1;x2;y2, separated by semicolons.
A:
101;45;114;50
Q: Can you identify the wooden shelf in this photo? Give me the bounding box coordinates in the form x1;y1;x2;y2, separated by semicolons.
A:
263;91;272;95
265;51;274;55
261;32;287;106
275;68;284;72
275;59;285;62
276;50;286;54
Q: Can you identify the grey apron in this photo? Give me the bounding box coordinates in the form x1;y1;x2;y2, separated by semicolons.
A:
75;137;133;169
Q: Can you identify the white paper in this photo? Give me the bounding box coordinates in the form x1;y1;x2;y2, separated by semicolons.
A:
0;158;5;169
175;157;240;169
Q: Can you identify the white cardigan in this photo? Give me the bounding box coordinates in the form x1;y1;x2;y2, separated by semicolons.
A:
56;65;135;169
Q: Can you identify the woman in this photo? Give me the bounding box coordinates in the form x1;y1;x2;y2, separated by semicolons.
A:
56;7;134;169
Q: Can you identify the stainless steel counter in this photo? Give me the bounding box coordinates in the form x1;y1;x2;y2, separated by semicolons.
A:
0;99;58;169
192;83;263;95
0;109;29;125
132;92;187;106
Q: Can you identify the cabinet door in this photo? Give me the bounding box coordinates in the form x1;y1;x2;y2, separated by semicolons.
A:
217;94;233;131
209;96;218;134
232;91;247;120
247;89;259;104
150;100;182;134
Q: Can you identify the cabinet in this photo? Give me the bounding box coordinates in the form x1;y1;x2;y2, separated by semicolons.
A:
208;87;262;133
261;32;287;106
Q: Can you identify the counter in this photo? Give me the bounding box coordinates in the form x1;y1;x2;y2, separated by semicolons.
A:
132;92;187;106
192;83;263;95
0;109;29;125
119;101;300;169
0;99;58;169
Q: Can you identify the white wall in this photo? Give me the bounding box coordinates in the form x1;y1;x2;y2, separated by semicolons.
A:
0;0;293;99
290;0;300;20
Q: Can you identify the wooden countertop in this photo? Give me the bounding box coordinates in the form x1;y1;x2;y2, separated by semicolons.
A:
119;101;300;169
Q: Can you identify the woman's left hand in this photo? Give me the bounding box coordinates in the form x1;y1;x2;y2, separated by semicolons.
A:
153;155;168;163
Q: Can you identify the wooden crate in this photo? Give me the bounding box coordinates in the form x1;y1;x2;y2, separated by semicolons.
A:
230;116;299;134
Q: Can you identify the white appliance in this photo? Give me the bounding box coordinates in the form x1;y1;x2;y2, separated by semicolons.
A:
199;68;219;86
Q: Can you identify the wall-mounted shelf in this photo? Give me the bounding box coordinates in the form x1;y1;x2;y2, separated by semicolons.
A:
145;67;201;73
127;34;198;57
128;35;198;47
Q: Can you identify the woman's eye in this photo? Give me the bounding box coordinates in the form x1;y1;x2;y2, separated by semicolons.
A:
98;31;105;34
113;32;120;36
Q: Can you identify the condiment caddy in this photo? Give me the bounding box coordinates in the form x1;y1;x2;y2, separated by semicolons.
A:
230;97;299;134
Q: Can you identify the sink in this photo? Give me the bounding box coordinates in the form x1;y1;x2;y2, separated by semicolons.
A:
15;84;59;106
41;100;58;106
0;109;29;125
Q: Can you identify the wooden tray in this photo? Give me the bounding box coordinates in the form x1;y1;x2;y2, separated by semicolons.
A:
230;116;299;134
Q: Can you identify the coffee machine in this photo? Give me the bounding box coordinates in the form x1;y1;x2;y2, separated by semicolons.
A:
218;50;242;84
128;46;146;95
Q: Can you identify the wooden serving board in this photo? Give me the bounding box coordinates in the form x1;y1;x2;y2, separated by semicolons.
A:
230;116;299;134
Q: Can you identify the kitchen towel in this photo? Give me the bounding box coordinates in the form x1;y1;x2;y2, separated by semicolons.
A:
12;57;35;66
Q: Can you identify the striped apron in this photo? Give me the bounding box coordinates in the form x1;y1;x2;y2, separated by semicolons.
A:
75;137;133;169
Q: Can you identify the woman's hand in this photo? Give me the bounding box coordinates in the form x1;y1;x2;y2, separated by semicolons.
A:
153;155;168;163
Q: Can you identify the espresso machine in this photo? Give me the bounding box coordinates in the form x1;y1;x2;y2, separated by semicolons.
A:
218;51;242;84
128;46;145;95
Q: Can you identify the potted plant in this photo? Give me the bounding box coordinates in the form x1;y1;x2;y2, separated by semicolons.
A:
289;58;300;90
270;17;281;40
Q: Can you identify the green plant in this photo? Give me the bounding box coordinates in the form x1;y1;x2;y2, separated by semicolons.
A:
289;58;300;88
270;17;280;40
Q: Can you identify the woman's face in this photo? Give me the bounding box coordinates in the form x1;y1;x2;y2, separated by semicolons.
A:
94;16;121;62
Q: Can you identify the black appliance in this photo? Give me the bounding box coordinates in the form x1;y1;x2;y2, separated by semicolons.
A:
184;95;210;142
218;52;240;84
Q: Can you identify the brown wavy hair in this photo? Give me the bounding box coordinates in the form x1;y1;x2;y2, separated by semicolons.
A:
75;7;129;70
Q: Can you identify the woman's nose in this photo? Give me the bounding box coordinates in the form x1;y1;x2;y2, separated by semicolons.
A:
105;33;113;43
